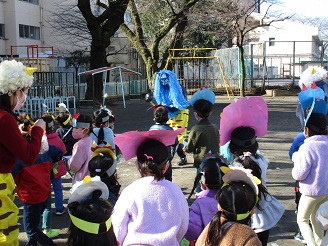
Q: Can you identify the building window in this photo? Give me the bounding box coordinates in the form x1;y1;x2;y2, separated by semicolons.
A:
269;38;275;47
19;24;40;40
0;24;4;39
19;0;39;4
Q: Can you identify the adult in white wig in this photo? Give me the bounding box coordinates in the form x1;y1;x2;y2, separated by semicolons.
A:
0;60;45;245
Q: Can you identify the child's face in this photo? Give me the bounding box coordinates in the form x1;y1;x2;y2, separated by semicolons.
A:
72;128;88;139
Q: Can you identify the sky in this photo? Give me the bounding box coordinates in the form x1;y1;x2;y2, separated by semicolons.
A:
264;0;328;18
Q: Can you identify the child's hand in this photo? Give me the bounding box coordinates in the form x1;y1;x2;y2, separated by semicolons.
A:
34;119;46;131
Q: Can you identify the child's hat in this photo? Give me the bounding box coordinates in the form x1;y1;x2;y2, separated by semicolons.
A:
221;166;261;195
115;128;184;161
220;96;268;146
69;176;109;204
299;66;327;89
68;176;112;235
298;83;327;125
189;87;216;106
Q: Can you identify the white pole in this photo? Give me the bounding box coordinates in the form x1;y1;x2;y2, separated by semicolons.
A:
119;67;126;108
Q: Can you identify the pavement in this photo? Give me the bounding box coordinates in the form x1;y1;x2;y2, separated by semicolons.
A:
17;94;306;245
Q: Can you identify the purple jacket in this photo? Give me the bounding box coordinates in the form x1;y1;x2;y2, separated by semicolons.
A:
292;135;328;196
184;189;218;241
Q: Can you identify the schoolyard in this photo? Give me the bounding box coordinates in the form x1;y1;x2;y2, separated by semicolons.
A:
17;94;305;245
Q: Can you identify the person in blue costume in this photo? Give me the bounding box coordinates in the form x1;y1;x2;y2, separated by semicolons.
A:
147;69;190;166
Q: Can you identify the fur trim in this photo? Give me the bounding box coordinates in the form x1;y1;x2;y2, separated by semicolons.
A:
299;66;327;89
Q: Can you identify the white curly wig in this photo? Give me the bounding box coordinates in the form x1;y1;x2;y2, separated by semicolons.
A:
298;66;327;89
0;60;36;95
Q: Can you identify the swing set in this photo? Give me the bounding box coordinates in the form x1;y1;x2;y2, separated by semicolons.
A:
165;47;235;99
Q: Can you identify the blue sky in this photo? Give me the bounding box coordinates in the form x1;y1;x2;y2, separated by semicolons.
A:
264;0;327;17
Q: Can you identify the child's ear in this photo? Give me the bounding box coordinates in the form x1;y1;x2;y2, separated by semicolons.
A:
162;161;170;174
200;180;207;191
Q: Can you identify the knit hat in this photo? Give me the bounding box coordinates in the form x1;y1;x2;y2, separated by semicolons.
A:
0;60;37;95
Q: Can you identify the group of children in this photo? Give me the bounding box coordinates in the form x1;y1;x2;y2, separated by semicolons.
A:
3;60;322;246
12;104;119;245
53;82;287;246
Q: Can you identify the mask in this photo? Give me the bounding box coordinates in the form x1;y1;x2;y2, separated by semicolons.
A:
13;91;27;111
72;129;85;139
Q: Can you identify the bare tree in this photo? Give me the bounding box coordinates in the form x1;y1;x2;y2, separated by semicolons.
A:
215;0;290;96
120;0;201;88
47;0;128;102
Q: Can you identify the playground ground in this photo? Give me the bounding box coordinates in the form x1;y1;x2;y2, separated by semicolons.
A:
17;94;306;246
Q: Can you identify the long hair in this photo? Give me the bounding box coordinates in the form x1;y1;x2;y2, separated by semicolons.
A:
66;190;118;246
136;139;168;181
93;110;111;145
205;182;256;245
229;126;269;205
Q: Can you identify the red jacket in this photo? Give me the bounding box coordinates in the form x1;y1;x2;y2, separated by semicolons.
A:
0;110;43;173
13;145;63;204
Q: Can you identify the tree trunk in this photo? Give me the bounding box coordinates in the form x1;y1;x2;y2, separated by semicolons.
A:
85;42;107;102
145;60;158;89
239;45;246;97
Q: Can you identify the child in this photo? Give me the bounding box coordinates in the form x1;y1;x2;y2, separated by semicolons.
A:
185;157;226;242
185;88;220;191
292;112;328;246
69;114;93;185
289;132;306;243
88;149;120;205
112;129;189;245
56;107;78;157
315;200;328;246
229;126;285;245
12;135;63;246
42;115;67;215
149;105;177;181
91;108;115;148
66;176;118;246
196;167;262;246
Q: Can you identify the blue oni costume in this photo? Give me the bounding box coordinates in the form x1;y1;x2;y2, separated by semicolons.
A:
150;70;190;165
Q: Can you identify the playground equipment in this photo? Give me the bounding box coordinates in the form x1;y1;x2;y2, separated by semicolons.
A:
165;48;235;99
78;66;142;110
10;45;78;118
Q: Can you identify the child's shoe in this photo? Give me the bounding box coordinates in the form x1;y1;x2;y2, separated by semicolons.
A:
43;228;59;238
55;207;66;216
178;157;187;166
294;232;306;244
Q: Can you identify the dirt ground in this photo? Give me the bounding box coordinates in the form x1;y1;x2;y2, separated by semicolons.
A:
17;94;306;246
